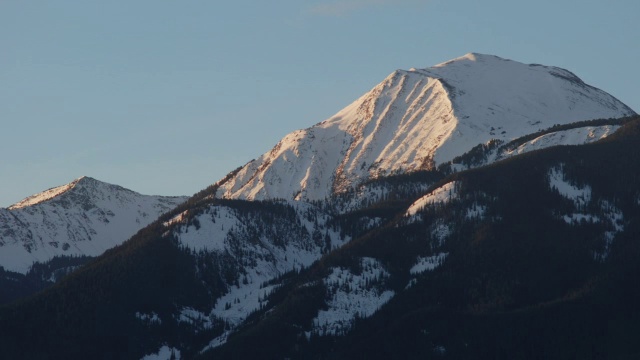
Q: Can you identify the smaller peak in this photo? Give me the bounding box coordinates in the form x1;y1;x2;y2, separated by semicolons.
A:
73;176;99;185
71;176;126;193
7;176;129;210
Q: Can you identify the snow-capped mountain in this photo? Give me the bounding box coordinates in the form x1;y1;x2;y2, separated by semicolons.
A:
215;53;635;201
1;50;639;359
0;176;187;273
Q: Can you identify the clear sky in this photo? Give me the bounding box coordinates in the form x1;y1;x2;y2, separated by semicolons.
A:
2;0;639;207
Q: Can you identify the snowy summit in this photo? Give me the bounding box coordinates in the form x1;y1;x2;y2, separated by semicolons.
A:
215;53;635;201
0;176;187;273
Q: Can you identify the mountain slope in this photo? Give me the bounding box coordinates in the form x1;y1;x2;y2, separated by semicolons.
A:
0;196;360;359
206;116;640;360
2;116;639;359
215;53;635;201
0;176;187;274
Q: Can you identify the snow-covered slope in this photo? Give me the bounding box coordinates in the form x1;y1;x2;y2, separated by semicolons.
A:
164;201;346;324
0;176;187;273
216;53;635;201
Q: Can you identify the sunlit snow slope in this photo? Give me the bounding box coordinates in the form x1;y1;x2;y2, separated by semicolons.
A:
0;176;187;273
216;53;635;201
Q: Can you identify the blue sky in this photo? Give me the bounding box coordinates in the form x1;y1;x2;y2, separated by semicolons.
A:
2;0;639;206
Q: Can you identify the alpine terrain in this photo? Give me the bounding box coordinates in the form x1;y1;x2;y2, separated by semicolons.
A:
216;53;634;201
0;176;187;303
0;54;638;360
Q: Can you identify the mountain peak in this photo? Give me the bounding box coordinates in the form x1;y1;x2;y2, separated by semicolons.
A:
1;177;188;273
7;176;121;210
215;54;636;201
72;175;107;189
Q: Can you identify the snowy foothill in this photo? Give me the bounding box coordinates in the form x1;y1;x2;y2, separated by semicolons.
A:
204;230;340;327
164;201;349;350
312;257;395;337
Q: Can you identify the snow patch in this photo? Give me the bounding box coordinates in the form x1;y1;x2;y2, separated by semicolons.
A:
406;181;458;218
410;253;448;275
177;307;214;332
431;220;451;246
405;278;418;289
201;331;232;353
549;166;591;208
312;257;394;336
136;312;161;325
140;345;180;360
596;200;624;261
211;281;279;326
163;210;188;227
562;213;600;225
558;197;624;261
466;204;487;219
